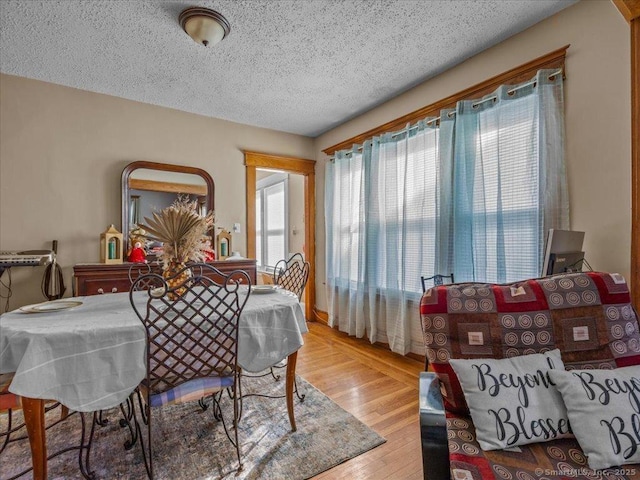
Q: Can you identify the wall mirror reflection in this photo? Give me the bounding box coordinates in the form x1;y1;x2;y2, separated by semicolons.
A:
121;161;215;257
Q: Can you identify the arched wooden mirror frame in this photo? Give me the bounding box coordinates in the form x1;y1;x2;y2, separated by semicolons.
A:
122;161;215;253
244;151;316;320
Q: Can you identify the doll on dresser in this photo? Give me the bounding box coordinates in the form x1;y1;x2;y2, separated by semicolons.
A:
127;228;148;263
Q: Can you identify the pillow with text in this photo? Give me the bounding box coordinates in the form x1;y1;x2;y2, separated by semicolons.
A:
449;349;571;451
549;365;640;470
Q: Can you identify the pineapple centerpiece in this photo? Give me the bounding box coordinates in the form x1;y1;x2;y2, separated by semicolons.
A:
138;195;214;297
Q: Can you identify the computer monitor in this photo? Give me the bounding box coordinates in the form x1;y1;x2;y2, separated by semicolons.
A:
541;229;585;276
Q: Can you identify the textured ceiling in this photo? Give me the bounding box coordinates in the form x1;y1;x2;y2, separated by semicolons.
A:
0;0;578;137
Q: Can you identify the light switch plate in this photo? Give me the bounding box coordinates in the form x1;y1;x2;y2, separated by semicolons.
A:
233;223;241;233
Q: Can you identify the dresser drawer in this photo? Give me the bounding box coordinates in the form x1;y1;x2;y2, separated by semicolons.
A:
82;278;131;296
74;260;257;296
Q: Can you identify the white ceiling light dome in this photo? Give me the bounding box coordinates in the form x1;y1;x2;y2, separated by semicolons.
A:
179;7;231;47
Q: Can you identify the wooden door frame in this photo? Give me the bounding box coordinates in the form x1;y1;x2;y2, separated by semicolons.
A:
244;151;316;320
613;0;640;308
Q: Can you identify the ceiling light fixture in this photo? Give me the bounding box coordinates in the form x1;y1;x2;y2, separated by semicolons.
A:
179;7;230;47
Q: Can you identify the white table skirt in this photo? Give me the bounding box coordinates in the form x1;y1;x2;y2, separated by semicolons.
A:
0;287;306;412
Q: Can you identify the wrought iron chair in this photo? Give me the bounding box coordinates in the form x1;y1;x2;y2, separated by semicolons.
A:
420;273;454;293
124;263;250;479
419;273;454;371
128;262;154;289
256;253;309;400
114;263;157;443
273;253;310;301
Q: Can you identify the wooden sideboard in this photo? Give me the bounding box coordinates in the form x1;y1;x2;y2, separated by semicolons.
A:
73;260;257;296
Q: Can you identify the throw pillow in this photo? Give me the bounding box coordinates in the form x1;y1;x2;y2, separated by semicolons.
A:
549;365;640;470
449;349;571;451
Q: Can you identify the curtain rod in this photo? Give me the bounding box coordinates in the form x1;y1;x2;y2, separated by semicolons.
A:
470;68;563;110
420;69;563;127
329;68;563;161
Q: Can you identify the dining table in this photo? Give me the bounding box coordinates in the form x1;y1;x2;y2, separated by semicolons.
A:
0;284;307;480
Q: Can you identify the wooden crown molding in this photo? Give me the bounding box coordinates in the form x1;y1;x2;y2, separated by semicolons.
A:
244;150;315;174
322;45;569;155
613;0;640;22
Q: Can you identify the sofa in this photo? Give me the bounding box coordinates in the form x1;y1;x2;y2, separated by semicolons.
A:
419;271;640;480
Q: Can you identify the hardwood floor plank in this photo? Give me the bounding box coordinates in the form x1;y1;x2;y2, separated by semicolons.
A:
300;322;425;480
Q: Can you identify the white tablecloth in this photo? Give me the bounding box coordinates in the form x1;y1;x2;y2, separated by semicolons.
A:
0;287;306;412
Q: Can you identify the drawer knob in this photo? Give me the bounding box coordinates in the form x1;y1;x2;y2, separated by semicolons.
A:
111;287;118;293
97;288;104;294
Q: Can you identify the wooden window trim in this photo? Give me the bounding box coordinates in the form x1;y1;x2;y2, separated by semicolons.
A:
322;45;569;155
633;8;640;309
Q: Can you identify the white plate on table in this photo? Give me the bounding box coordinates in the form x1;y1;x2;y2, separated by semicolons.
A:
19;300;83;314
250;285;279;294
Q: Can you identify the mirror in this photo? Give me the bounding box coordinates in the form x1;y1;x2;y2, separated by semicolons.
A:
121;161;215;255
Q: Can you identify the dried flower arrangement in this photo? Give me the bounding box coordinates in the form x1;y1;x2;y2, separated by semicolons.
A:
138;195;215;269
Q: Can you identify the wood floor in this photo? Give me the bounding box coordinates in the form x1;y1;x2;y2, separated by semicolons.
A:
296;321;425;480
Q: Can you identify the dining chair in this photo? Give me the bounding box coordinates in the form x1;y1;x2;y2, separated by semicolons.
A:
273;253;310;301
114;263;157;444
0;373;22;455
420;273;455;293
128;262;153;289
125;263;250;478
1;373;94;479
248;253;309;401
419;273;454;371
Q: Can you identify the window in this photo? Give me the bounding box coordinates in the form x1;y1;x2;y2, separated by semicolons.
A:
325;66;567;356
256;173;288;269
466;106;541;283
369;127;443;294
327;69;566;291
327;125;444;295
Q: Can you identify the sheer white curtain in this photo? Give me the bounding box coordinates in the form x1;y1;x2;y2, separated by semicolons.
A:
325;69;567;355
452;69;568;282
325;146;367;338
326;121;450;354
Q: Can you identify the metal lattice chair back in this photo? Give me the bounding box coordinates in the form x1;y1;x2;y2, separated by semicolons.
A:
128;263;154;291
273;253;310;301
130;263;249;397
421;273;455;293
127;263;250;478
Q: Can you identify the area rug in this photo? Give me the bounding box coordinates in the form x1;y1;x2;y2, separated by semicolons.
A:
1;374;385;479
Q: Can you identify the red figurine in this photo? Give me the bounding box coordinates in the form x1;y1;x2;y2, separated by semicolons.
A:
127;240;147;263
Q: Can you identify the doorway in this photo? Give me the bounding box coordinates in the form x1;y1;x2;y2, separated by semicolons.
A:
244;151;316;320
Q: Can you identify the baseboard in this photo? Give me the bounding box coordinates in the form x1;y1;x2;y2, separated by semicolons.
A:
310;308;426;365
407;351;427;364
313;308;329;325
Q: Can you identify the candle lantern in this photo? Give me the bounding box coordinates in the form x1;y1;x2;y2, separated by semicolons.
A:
216;229;232;260
100;225;124;264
